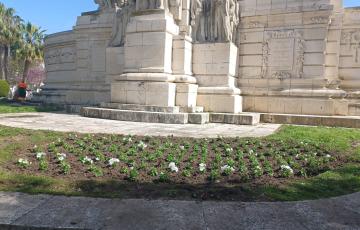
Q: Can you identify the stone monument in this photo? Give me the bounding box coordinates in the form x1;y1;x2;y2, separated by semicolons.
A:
37;0;360;125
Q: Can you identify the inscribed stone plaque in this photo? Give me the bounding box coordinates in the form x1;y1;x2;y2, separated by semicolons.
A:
262;30;305;79
268;38;295;71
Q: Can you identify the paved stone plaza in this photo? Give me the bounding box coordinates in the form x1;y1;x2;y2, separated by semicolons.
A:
0;112;280;138
0;191;359;230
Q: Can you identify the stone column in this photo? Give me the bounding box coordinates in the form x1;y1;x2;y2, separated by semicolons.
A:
111;9;180;107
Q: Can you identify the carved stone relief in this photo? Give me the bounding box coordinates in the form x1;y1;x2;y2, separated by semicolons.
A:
45;46;76;65
261;30;305;79
342;30;360;64
190;0;240;43
109;0;136;47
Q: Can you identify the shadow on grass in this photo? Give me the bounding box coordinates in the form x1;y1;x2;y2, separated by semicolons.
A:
1;164;359;202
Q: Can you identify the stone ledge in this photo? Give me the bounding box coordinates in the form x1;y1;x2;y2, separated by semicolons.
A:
261;113;360;128
81;107;188;124
188;113;210;124
210;113;260;125
100;103;180;113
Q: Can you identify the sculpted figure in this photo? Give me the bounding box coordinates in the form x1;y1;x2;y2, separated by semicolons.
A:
191;0;204;42
191;0;240;43
169;0;182;21
95;0;116;10
109;0;136;47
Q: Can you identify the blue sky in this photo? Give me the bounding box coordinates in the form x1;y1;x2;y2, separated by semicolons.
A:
1;0;359;35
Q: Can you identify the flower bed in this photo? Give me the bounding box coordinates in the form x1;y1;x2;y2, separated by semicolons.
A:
11;132;342;185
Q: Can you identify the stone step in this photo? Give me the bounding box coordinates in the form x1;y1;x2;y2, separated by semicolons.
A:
348;103;360;116
179;106;204;113
210;113;260;125
81;107;189;124
100;103;180;113
261;113;360;128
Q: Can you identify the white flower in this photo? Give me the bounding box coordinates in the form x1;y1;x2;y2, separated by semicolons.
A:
199;163;207;172
179;145;185;151
36;152;46;160
95;157;100;161
225;147;233;153
168;162;179;173
81;156;93;165
280;165;294;174
137;141;147;150
325;154;331;158
108;158;120;166
56;153;67;162
221;165;235;173
123;137;133;143
18;158;31;165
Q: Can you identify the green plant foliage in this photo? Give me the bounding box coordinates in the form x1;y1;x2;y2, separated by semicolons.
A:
0;80;10;97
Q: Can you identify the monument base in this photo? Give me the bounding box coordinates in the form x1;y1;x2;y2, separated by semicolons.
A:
197;87;242;113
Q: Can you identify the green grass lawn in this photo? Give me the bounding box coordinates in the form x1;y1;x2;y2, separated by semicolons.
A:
0;125;359;201
0;98;60;114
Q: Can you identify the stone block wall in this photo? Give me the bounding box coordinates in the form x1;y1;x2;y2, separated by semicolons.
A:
339;7;360;91
40;1;360;116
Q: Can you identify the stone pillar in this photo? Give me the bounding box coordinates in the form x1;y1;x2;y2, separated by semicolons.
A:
111;9;180;107
193;42;242;113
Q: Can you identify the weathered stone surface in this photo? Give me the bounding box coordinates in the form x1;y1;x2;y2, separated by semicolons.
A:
188;113;209;124
261;113;360;128
81;107;189;124
210;113;260;125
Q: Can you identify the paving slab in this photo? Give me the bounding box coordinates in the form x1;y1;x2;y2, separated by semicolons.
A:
0;113;280;138
0;192;359;230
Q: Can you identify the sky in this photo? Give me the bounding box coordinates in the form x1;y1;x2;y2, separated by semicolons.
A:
0;0;359;35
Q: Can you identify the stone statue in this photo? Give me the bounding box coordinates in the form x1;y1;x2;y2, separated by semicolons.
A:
95;0;116;10
136;0;168;11
109;0;136;47
191;0;204;42
190;0;240;43
169;0;182;21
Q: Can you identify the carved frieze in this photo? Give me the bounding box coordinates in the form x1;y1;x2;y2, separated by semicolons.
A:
261;30;305;79
45;46;76;68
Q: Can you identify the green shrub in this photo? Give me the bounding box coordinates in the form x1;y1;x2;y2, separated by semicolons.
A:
0;80;10;97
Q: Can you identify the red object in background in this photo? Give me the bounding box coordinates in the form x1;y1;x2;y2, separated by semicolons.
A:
18;82;27;89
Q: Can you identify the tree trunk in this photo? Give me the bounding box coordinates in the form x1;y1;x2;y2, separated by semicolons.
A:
0;46;5;81
4;45;10;82
22;59;31;83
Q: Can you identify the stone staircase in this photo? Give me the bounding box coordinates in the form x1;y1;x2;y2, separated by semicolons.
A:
80;103;260;125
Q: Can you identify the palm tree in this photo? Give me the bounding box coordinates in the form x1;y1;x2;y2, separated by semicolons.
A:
0;3;22;82
16;22;45;82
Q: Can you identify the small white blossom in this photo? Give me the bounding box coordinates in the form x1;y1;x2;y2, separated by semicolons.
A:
225;147;233;153
168;162;179;173
81;156;93;165
137;141;147;150
123;137;133;143
179;145;185;151
280;165;294;174
108;158;120;166
221;165;235;173
56;153;67;162
199;163;207;172
325;154;331;158
18;158;31;166
36;152;46;160
95;157;100;161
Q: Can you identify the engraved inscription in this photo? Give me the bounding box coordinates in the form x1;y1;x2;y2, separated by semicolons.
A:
268;38;294;71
